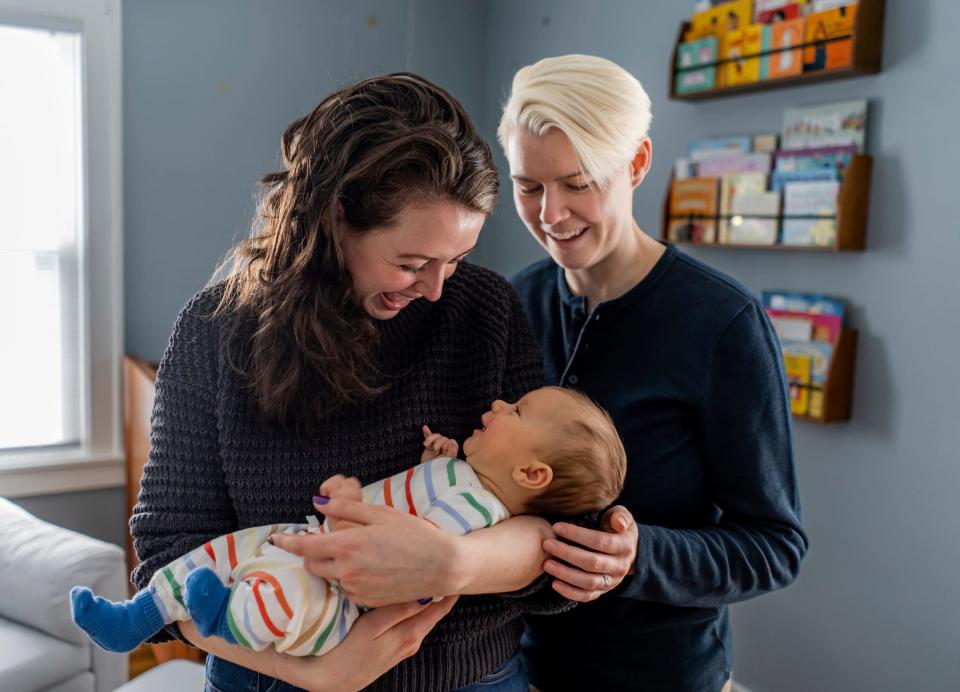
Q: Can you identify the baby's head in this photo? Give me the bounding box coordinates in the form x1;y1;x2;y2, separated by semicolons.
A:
462;386;626;516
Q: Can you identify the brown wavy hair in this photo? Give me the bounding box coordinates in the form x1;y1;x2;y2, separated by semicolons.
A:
215;73;498;427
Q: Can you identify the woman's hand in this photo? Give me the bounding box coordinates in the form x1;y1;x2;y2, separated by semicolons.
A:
541;505;639;602
271;498;462;606
182;597;458;692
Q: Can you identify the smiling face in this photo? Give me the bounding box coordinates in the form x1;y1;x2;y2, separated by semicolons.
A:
339;199;485;320
505;128;642;272
463;387;579;482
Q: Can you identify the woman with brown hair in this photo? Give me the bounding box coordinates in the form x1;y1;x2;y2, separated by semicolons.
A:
131;73;556;691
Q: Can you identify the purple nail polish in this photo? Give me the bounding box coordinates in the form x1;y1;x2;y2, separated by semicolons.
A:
313;495;329;505
418;597;432;604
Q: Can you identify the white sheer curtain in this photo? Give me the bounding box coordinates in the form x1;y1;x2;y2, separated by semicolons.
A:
0;23;83;450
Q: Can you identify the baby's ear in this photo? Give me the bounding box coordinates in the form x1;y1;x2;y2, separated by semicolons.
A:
512;461;553;490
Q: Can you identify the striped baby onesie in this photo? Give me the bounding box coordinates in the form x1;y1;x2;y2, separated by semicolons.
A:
144;457;510;656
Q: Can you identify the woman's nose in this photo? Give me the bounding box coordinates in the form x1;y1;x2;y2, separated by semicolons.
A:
416;266;445;302
539;189;570;226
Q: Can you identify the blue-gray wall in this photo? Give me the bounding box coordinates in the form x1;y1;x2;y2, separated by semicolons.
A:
478;2;960;691
27;2;959;690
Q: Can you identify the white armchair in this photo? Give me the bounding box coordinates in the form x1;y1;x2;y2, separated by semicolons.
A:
0;496;129;692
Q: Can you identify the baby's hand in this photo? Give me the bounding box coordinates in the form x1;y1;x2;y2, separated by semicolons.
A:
318;474;363;531
421;425;459;462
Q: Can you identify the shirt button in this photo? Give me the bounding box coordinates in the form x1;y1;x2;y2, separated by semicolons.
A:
568;375;579;385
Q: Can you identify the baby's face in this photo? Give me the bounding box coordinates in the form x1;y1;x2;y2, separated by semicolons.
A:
463;388;582;476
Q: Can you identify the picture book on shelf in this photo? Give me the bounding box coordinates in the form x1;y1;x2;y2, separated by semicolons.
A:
803;3;859;72
782;180;839;245
728;191;781;244
782;99;867;152
753;133;780;152
723;23;764;86
784;353;812;415
668;177;719;243
719;172;768;241
697;152;772;177
767;309;842;343
754;0;808;23
687;0;753;41
772;168;839;192
676;36;719;94
774;144;857;173
781;340;833;415
761;16;805;80
762;291;845;317
688;135;753;159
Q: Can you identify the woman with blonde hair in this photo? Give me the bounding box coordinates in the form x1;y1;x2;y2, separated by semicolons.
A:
500;54;808;691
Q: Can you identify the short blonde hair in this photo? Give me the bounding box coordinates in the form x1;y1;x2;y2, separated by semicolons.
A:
497;54;652;187
525;388;627;517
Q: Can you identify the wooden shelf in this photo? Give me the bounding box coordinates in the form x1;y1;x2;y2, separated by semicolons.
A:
669;0;885;101
661;154;873;251
791;329;857;424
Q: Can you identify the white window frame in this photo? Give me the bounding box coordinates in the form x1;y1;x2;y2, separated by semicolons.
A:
0;0;123;497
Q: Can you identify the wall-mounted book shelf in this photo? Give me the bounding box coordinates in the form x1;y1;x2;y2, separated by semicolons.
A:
792;329;857;424
669;0;885;101
661;153;872;251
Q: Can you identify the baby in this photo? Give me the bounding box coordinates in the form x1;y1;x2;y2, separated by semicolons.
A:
71;386;626;657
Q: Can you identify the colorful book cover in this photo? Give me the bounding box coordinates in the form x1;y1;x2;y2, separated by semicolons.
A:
757;2;803;23
728;191;782;244
719;172;768;241
774;144;857;173
767;309;842;343
668;177;719;243
697;152;772;177
772;168;839;192
762;291;845;317
782;180;840;246
804;3;858;72
752;133;780;152
762;16;805;79
783;353;812;415
676;36;719;94
687;0;754;41
782;99;867;152
688;135;753;159
724;23;765;86
781;339;835;385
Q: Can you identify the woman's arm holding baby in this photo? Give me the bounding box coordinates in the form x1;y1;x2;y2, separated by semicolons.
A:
179;597;458;692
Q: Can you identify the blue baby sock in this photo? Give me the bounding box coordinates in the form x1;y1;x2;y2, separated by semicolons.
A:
184;567;236;644
70;586;165;652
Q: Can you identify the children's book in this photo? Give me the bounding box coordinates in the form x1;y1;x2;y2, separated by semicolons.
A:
697;153;772;177
718;171;769;240
668;177;719;243
688;135;753;159
762;291;845;317
772;168;839;192
781;339;834;385
784;353;812;415
767;309;842;343
761;16;805;80
752;133;780;152
687;0;754;41
755;0;807;23
676;36;719;94
804;3;858;72
782;99;867;152
728;191;781;244
782;180;840;245
774;144;856;173
724;23;765;86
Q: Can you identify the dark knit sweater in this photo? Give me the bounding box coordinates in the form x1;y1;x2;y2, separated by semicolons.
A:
130;262;556;691
512;246;808;692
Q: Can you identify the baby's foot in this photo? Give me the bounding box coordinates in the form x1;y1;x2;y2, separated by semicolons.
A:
70;586;163;652
185;567;236;643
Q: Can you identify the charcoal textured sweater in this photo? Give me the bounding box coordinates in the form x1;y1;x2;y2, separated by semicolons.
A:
512;245;808;692
130;262;555;691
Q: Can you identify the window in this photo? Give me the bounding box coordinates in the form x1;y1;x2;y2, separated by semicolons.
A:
0;2;123;497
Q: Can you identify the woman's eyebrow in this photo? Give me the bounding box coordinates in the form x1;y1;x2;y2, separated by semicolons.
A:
397;244;477;262
511;172;584;182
